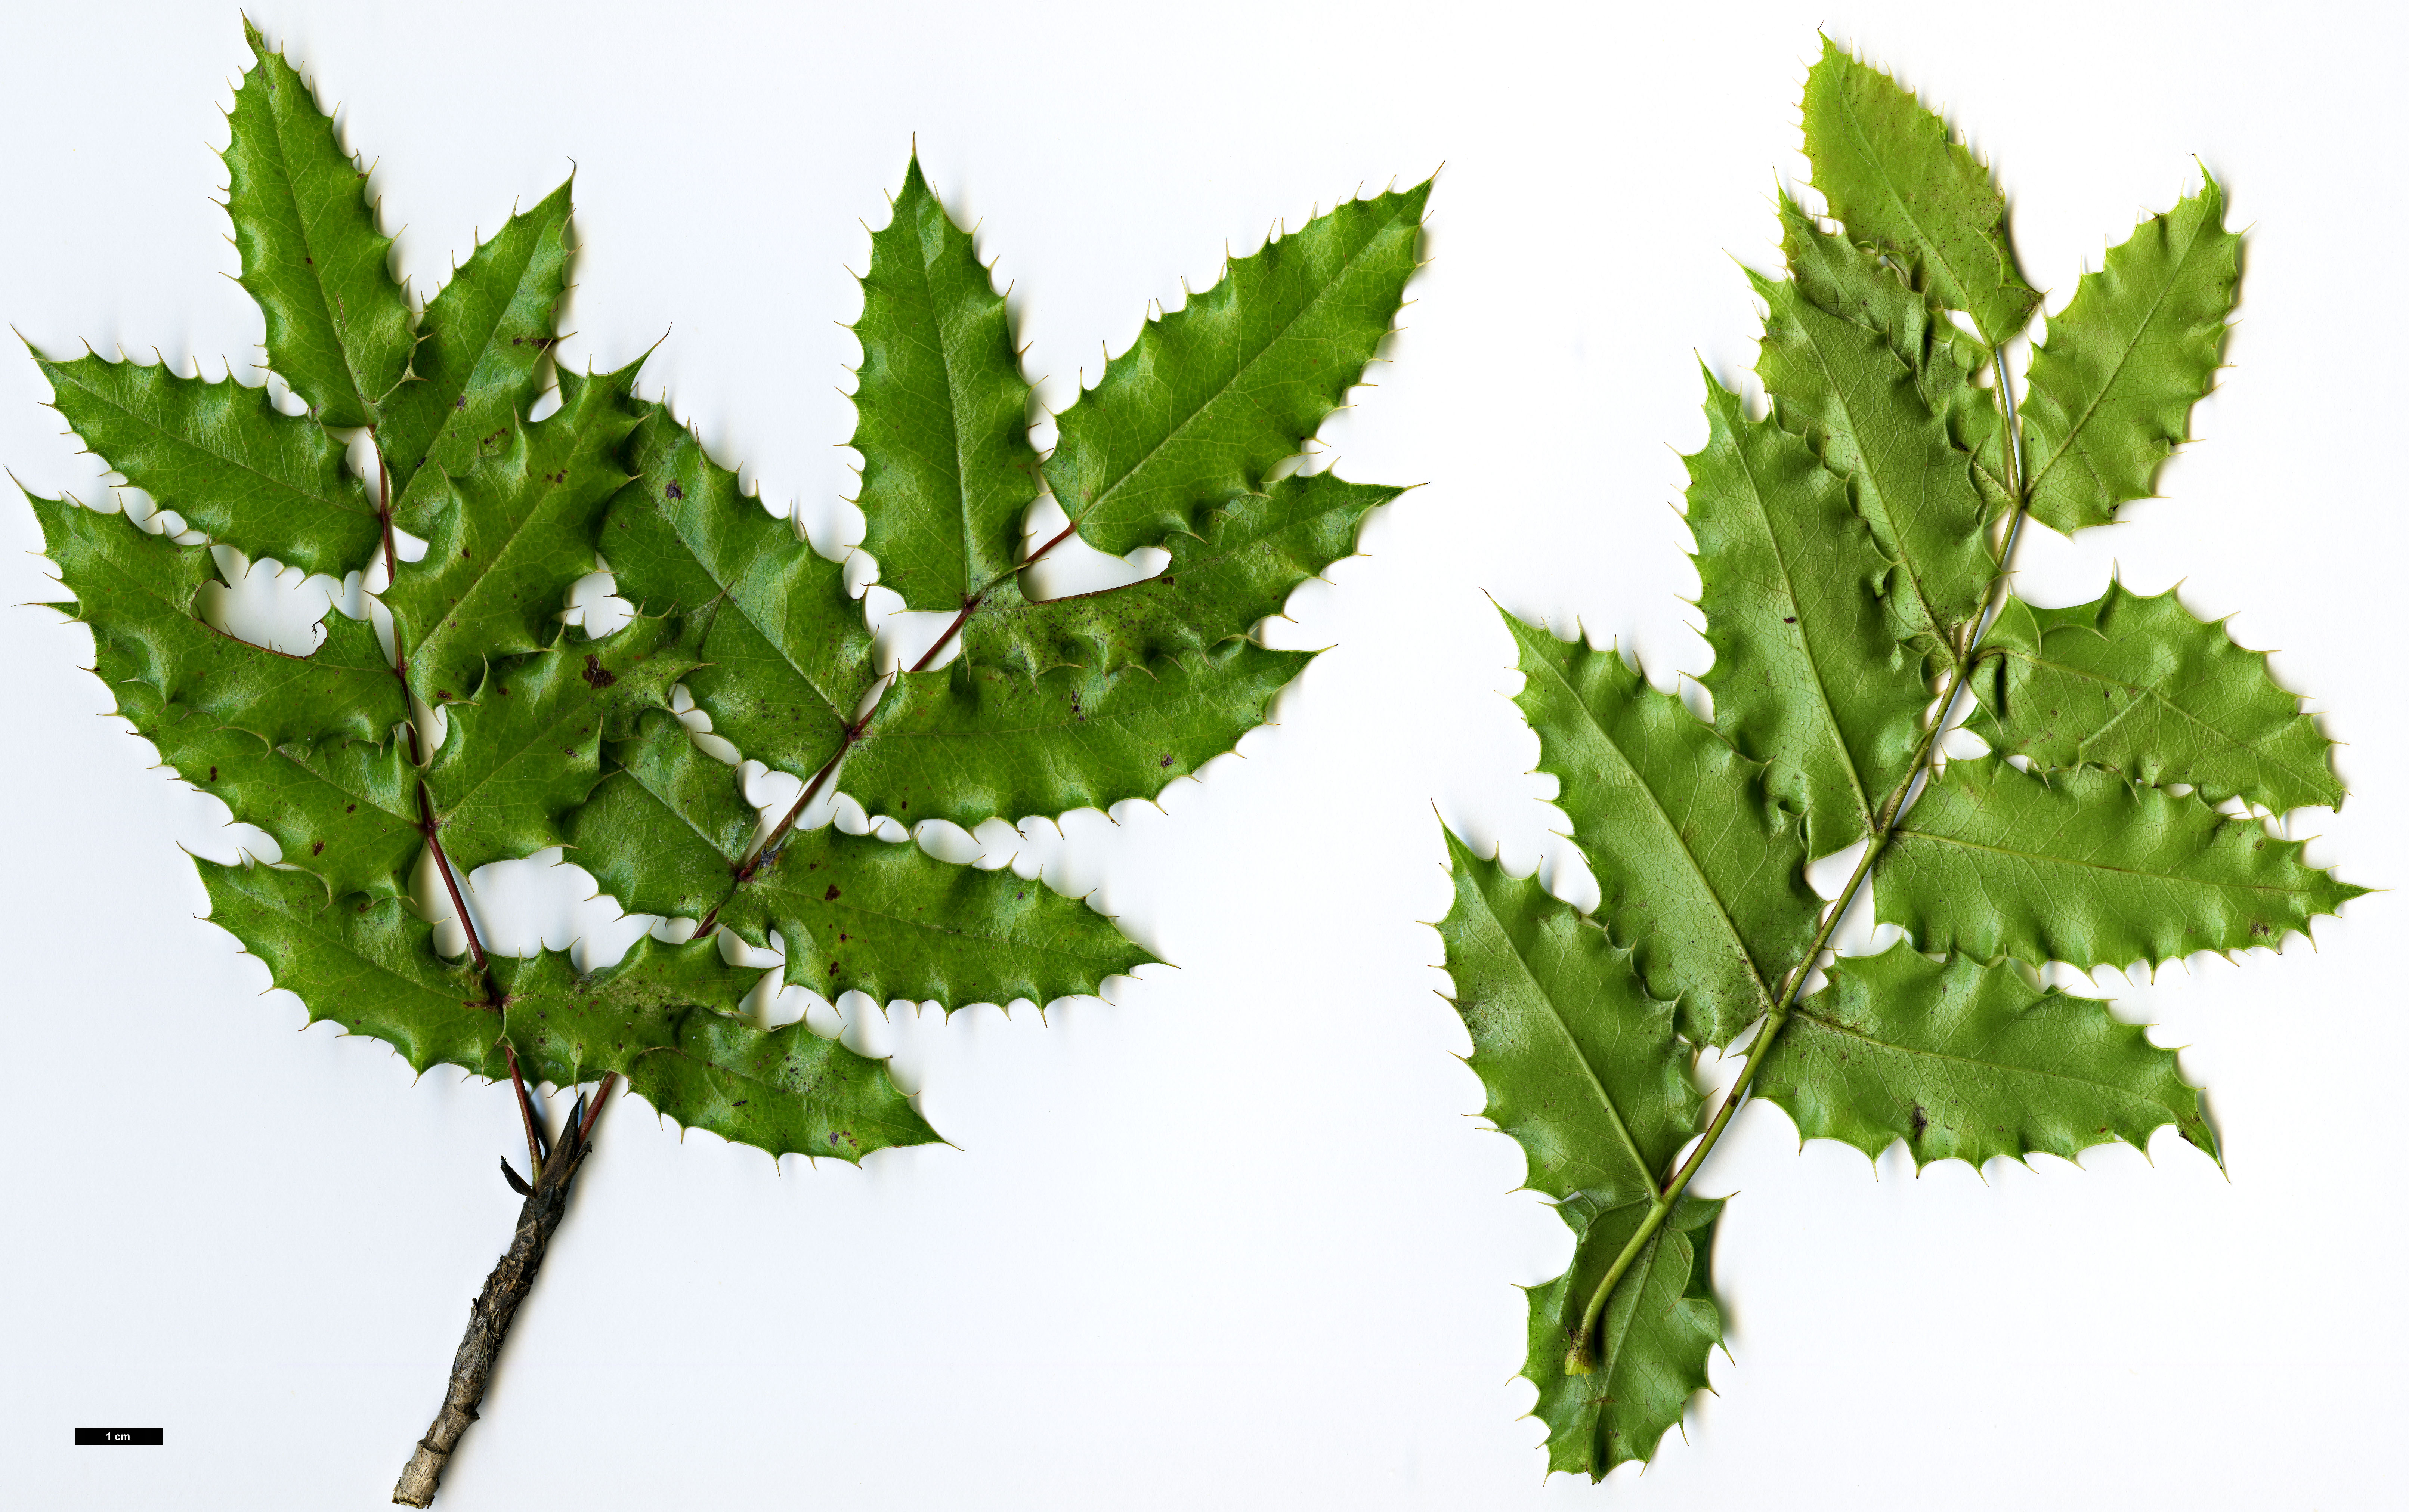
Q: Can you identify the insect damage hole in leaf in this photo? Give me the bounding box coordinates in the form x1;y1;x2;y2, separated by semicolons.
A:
1435;35;2360;1482
18;22;1427;1507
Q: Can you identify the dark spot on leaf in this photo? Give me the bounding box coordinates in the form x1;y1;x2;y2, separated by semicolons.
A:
454;396;467;410
581;655;616;689
311;841;324;855
733;1100;748;1107
1159;754;1173;767
207;766;218;781
828;962;839;975
462;547;473;559
2251;921;2270;937
1783;616;1797;624
665;482;684;499
827;1132;839;1146
824;885;841;901
1910;1104;1928;1138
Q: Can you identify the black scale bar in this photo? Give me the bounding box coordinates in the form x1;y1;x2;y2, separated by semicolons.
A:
75;1427;163;1445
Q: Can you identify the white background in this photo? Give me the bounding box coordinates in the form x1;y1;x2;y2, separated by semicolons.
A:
0;2;2397;1508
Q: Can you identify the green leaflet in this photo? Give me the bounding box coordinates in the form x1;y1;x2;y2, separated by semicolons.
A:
2021;177;2240;534
844;641;1312;830
603;408;876;780
495;943;936;1162
1446;43;2359;1485
851;157;1040;612
727;825;1154;1008
117;681;420;900
34;352;381;577
223;19;412;429
1687;375;1927;852
1434;835;1717;1476
1045;183;1427;556
387;363;648;703
1523;1196;1722;1479
1754;216;1997;657
566;711;760;924
425;616;698;875
1975;584;2343;814
571;712;1153;1008
968;473;1399;680
1506;611;1816;1047
379;179;577;500
1436;835;1699;1209
1758;945;2214;1169
28;491;404;746
1877;758;2362;968
198;857;502;1076
1800;37;2038;347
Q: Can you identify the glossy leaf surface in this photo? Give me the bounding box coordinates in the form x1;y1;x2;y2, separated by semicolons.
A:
35;353;381;576
1045;184;1425;556
851;158;1039;612
223;19;411;428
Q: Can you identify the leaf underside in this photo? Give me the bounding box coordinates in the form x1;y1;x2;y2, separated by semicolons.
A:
1441;37;2353;1481
30;26;1423;1165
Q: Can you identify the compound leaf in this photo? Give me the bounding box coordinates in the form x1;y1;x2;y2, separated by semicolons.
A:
29;490;403;746
1687;374;1928;852
851;157;1039;612
1877;758;2361;969
1801;37;2038;347
223;19;412;428
1044;183;1425;556
2021;177;2239;534
34;351;381;576
1758;945;2214;1169
1975;583;2342;814
1441;44;2356;1484
1506;611;1816;1047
